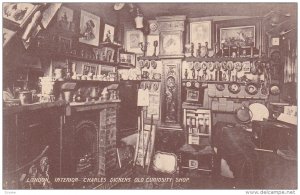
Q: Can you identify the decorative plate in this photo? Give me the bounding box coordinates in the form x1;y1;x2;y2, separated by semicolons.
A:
194;82;200;88
269;84;280;95
234;62;242;72
144;60;150;69
227;61;234;71
216;84;225;91
194;61;201;71
150;22;158;32
138;60;144;68
151;60;157;69
152;82;159;91
261;85;268;95
215;61;221;70
228;83;241;94
201;61;207;70
186;81;192;87
187;62;194;70
221;61;227;71
208;62;215;71
245;83;259;95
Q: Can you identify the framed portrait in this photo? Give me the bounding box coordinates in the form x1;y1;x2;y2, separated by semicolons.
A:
56;6;75;32
125;30;144;53
103;24;115;43
82;64;98;75
215;18;260;49
3;28;16;47
120;52;136;66
102;47;115;62
186;89;200;102
3;3;38;28
58;36;72;52
190;21;212;48
160;31;182;55
220;26;255;48
79;10;100;46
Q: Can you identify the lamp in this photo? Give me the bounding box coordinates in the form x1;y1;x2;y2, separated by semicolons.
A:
135;8;144;29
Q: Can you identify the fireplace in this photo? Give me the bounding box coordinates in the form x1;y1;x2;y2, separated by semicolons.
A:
66;101;119;178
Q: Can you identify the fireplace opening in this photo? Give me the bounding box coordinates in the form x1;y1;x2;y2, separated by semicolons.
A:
74;120;98;176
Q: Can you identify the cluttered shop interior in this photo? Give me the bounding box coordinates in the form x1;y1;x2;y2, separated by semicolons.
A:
2;2;297;190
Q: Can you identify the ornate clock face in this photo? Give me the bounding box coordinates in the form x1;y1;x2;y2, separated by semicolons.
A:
162;34;181;55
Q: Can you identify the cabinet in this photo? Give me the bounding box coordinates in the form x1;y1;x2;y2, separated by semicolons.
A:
183;107;212;145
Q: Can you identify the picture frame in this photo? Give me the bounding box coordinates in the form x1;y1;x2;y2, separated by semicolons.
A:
103;24;115;43
41;3;61;29
3;28;16;47
160;31;182;56
215;18;260;49
125;30;144;53
79;10;100;46
82;64;98;76
186;89;200;102
120;52;136;66
3;3;39;28
220;26;255;48
56;5;75;32
190;21;212;49
58;36;72;53
102;47;115;62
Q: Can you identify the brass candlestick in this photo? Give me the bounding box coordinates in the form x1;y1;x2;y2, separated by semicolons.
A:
153;40;158;56
139;42;149;57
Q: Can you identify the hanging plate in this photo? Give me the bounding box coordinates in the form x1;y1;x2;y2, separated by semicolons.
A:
245;83;259;95
215;83;225;91
187;61;194;70
215;61;221;70
138;60;144;69
144;60;150;69
208;61;215;71
151;60;157;69
234;62;242;72
201;61;208;70
194;61;201;71
227;61;234;71
221;61;227;71
228;83;241;94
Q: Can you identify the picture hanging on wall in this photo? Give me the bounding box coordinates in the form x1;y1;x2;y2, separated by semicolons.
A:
3;28;16;47
3;3;38;28
79;10;100;46
57;6;75;32
103;24;115;43
220;26;255;48
125;30;144;53
190;21;212;49
41;3;62;29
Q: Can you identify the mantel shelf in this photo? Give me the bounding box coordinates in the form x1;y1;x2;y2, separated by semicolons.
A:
137;56;160;61
184;56;268;62
181;79;257;85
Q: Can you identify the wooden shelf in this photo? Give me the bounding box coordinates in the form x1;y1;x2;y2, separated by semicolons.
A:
185;56;267;62
189;133;210;136
137;56;160;61
118;63;135;69
55;80;119;84
182;79;248;85
99;42;123;48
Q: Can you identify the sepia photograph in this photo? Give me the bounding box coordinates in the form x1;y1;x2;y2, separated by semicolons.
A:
1;1;298;194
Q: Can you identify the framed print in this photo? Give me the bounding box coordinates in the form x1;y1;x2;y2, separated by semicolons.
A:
82;64;98;76
190;21;212;49
146;35;159;56
186;89;199;102
102;47;115;62
160;31;182;55
41;3;61;29
103;24;115;43
220;26;255;48
3;28;16;47
56;6;75;32
3;3;38;28
120;52;136;66
79;10;100;46
125;30;144;53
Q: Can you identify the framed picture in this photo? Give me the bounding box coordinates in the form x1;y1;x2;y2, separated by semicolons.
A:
120;52;136;66
58;36;72;52
215;18;260;49
103;24;115;43
79;10;100;46
186;89;200;102
41;3;61;29
190;21;212;48
102;47;115;62
56;6;75;32
220;26;255;48
125;30;144;53
3;28;16;47
3;3;38;28
82;64;98;76
160;31;182;55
